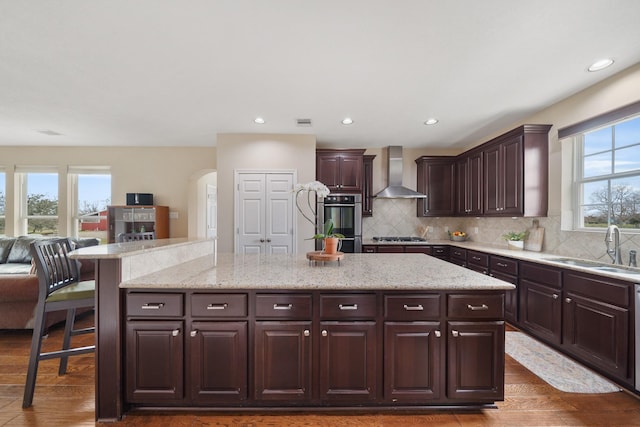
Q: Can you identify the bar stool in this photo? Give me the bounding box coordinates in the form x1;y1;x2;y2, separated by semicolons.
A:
22;238;95;408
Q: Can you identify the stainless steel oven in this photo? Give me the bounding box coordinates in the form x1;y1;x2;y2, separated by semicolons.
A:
317;194;362;253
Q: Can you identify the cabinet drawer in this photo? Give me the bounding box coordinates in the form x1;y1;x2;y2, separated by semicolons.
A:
191;293;247;317
320;294;377;319
384;294;440;320
564;271;630;308
450;247;467;260
467;250;489;267
520;261;561;287
127;292;184;317
430;246;450;258
447;294;504;319
255;294;312;319
490;256;518;276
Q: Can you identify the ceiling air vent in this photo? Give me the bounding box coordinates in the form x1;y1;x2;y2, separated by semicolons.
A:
296;118;313;127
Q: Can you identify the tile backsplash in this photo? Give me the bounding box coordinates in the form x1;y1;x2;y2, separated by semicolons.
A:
363;198;640;264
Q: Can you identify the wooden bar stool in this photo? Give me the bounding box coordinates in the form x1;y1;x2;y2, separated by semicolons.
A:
22;238;95;408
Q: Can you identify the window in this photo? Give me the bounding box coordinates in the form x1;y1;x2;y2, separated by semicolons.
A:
24;171;59;235
574;115;640;230
69;167;111;242
0;170;5;235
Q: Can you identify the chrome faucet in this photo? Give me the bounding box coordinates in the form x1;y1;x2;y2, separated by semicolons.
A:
605;225;623;265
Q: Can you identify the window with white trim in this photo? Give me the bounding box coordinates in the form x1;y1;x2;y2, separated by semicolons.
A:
574;114;640;230
17;168;59;236
69;166;111;242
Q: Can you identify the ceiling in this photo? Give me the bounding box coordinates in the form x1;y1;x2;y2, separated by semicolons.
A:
2;1;640;150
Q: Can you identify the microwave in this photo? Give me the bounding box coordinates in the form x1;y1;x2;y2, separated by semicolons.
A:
126;193;154;206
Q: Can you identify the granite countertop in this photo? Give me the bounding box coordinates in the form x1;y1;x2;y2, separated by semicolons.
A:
120;252;514;291
69;237;198;259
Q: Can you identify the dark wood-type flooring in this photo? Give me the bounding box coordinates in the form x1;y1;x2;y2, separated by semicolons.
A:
1;315;640;426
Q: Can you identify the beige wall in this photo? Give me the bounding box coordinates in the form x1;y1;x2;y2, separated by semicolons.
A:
216;133;317;253
0;146;216;237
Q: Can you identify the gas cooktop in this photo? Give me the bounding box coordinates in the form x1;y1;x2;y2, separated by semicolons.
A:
373;236;427;242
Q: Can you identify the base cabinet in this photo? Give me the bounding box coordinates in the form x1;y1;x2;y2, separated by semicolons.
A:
124;290;505;410
447;321;505;401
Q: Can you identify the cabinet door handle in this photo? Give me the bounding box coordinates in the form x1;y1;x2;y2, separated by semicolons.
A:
322;330;328;337
565;298;572;303
141;303;165;310
304;329;310;337
467;304;489;311
339;303;358;310
496;262;508;267
434;330;441;338
207;303;228;310
190;330;198;337
172;329;180;337
451;330;459;337
260;238;265;243
552;294;559;299
266;238;272;243
471;256;481;261
273;303;293;310
403;304;424;311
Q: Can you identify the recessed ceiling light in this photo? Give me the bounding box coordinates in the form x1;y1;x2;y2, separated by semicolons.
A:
37;129;63;136
254;117;265;124
341;117;353;125
588;58;614;72
424;118;439;125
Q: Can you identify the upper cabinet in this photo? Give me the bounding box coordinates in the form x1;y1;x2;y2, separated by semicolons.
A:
415;156;456;217
482;125;551;217
455;150;483;216
362;155;376;217
316;149;365;193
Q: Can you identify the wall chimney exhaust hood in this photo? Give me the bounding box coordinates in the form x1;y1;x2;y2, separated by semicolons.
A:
374;146;427;199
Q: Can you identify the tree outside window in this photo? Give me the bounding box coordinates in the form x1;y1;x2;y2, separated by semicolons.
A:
26;173;58;235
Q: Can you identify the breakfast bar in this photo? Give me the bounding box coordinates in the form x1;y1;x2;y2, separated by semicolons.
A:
71;239;513;422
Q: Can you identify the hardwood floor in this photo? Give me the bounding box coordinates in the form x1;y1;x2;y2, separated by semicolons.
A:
1;315;640;426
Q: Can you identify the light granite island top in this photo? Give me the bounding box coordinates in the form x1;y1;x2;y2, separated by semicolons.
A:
120;252;515;290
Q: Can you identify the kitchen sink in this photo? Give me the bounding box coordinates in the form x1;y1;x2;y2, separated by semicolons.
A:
544;257;640;275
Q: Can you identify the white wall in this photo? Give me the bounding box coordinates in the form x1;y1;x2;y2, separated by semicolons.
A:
216;133;317;253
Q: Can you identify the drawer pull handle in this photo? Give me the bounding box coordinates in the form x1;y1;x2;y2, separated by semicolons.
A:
190;330;198;337
141;303;165;310
339;304;358;310
207;303;228;310
273;303;293;310
172;329;180;337
452;330;459;337
497;262;508;267
403;304;424;311
434;330;441;338
472;256;481;261
467;304;489;311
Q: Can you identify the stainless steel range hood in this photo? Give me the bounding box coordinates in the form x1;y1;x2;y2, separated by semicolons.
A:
374;146;427;199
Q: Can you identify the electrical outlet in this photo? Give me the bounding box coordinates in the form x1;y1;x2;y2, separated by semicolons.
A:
169;211;179;219
474;227;479;234
444;226;449;233
428;226;433;232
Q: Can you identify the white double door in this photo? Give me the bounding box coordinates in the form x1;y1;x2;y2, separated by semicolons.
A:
235;171;296;254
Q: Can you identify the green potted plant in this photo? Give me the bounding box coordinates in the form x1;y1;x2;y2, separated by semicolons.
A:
312;219;345;254
502;231;527;250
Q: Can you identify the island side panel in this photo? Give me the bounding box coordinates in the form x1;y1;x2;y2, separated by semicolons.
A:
95;258;124;422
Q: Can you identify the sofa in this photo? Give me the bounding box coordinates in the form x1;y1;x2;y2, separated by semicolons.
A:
0;236;100;330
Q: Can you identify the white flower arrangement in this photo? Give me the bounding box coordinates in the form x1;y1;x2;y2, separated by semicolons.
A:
293;181;330;226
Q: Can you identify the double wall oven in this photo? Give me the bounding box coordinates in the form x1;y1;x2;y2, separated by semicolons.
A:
317;194;362;253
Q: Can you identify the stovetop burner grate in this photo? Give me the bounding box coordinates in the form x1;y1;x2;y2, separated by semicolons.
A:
373;236;427;242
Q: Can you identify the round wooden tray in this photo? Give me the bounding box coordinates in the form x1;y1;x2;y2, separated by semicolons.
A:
306;251;344;262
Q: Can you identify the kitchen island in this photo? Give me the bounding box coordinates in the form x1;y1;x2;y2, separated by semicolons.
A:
71;240;513;421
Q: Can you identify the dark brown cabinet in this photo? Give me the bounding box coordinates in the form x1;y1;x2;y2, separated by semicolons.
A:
362;155;376;216
450;247;467;267
362;245;431;254
489;255;518;324
316;149;365;193
126;320;184;403
519;261;562;345
482;125;551;217
466;250;489;275
415;156;456;217
455;151;483;216
562;271;631;384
